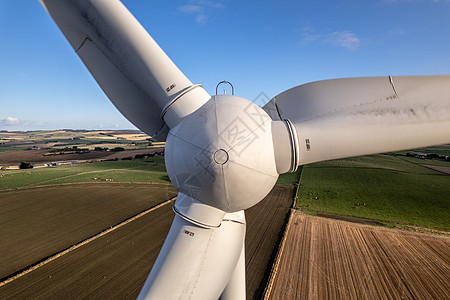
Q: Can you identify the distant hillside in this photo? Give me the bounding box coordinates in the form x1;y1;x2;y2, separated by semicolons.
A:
0;130;164;165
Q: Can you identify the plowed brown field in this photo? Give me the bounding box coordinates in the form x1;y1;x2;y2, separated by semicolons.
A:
267;211;450;300
246;185;294;298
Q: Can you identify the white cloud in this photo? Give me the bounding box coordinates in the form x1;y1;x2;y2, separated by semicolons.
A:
1;117;20;125
324;31;361;50
0;117;37;130
299;28;361;50
386;29;405;37
195;14;208;25
178;4;203;14
178;0;224;25
299;27;321;44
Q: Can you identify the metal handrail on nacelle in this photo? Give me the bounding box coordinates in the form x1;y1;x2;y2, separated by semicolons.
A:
216;81;234;95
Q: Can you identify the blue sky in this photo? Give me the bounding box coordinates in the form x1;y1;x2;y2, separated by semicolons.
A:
1;0;449;131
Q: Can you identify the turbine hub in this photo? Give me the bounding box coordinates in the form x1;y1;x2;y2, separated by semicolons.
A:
165;95;279;212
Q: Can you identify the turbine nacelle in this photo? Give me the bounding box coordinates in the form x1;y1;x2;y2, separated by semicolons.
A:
165;95;279;224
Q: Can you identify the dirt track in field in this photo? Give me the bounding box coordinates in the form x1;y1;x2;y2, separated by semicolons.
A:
266;211;450;300
423;164;450;175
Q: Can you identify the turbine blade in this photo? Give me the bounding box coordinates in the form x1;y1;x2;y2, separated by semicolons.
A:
265;76;450;166
39;0;210;139
138;201;246;299
219;242;246;299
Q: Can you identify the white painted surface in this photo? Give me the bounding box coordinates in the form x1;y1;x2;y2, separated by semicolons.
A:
138;210;246;300
265;76;450;166
165;95;279;212
219;242;246;300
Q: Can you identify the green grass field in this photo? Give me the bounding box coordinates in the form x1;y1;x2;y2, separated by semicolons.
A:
0;147;28;152
1;155;298;191
296;154;450;230
276;167;301;185
0;156;170;190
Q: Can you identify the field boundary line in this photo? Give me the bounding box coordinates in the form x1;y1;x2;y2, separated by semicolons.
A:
21;166;155;187
421;164;450;175
0;197;175;288
262;209;294;300
0;181;173;192
262;168;302;300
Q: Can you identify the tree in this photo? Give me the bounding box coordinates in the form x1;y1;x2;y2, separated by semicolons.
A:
19;162;33;169
111;147;125;152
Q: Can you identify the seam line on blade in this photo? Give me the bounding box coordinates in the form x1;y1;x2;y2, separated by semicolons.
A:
191;231;215;298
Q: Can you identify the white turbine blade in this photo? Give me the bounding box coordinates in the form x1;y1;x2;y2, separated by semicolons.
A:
138;205;246;299
265;76;450;166
219;242;246;299
39;0;210;139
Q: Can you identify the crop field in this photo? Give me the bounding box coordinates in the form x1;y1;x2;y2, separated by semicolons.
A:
245;185;294;299
0;156;169;190
267;212;450;300
0;193;175;299
0;184;294;299
1;142;448;299
0;183;177;280
0;149;109;164
0;130;152;149
0;146;165;166
399;144;450;157
401;155;450;167
297;154;450;230
0;130;162;165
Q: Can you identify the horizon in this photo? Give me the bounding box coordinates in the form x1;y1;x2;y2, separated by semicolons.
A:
0;129;143;133
1;1;450;131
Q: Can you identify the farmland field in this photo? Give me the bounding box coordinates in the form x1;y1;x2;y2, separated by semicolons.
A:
0;183;177;280
1;139;449;299
0;195;175;299
0;156;169;190
0;130;152;150
397;144;450;157
297;154;450;230
267;211;450;300
0;184;294;299
245;185;294;299
0;146;164;165
0;130;162;165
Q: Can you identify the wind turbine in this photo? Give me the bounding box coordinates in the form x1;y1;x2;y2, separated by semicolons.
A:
38;1;450;299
